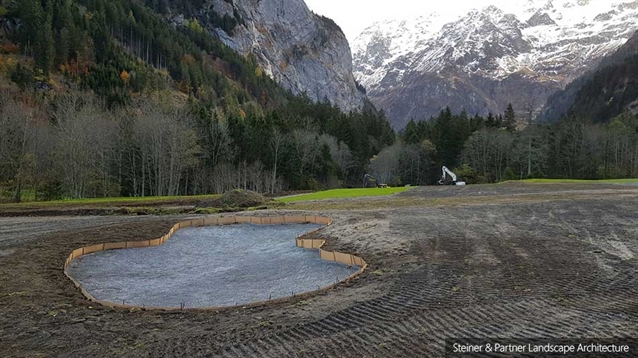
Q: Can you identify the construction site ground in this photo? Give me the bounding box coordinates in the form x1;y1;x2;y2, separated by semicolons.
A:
67;223;358;309
1;182;638;357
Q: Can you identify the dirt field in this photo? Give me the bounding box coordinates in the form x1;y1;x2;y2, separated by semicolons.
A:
1;182;638;357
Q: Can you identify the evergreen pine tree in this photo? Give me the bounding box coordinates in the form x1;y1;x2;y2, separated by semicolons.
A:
35;1;55;76
504;103;516;132
403;120;420;145
16;0;40;55
486;112;497;128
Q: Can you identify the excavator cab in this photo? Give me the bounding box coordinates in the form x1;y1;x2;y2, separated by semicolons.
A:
363;174;388;188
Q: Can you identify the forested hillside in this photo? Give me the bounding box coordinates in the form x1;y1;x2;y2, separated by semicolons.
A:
0;0;394;202
568;57;638;122
541;31;638;122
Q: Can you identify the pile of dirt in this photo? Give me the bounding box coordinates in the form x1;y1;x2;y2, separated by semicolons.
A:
204;190;269;209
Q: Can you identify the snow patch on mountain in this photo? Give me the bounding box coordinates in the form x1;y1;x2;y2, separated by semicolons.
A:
353;0;638;127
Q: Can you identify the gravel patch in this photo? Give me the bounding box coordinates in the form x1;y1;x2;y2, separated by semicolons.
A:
67;223;359;308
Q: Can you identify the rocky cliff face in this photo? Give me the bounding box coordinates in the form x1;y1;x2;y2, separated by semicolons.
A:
194;0;365;112
353;0;638;128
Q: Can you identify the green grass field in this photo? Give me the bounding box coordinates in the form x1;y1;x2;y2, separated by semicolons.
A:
517;178;638;184
277;187;414;203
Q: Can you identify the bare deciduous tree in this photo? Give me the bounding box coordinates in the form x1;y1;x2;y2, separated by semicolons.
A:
269;129;284;194
134;103;200;196
369;143;402;185
292;130;321;178
320;134;355;182
0;92;35;202
54;94;117;199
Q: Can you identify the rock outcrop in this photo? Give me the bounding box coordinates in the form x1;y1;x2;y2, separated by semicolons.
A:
198;0;366;112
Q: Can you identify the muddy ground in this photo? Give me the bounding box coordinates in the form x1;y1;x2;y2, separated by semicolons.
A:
1;182;638;357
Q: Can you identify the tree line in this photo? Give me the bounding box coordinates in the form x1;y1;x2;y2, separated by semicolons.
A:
371;107;638;186
0;90;393;202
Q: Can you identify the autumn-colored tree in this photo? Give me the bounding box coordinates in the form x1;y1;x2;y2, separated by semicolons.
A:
120;70;130;84
185;18;204;34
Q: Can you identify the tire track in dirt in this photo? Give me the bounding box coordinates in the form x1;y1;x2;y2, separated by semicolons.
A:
151;258;638;358
5;188;638;358
204;201;638;357
215;294;638;357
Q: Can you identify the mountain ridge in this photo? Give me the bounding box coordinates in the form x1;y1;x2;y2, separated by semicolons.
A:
353;0;638;128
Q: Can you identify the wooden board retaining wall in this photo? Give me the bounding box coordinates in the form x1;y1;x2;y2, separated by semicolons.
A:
64;215;367;311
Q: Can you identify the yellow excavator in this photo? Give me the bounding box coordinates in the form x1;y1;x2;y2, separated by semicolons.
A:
363;174;388;188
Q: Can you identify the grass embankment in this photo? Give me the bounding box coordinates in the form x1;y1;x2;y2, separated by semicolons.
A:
0;194;221;209
517;179;638;184
0;190;276;217
0;187;409;216
277;187;413;203
289;189;638;212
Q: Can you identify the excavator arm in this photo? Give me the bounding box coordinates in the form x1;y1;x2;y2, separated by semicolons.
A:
442;166;457;182
364;174;378;188
438;166;466;186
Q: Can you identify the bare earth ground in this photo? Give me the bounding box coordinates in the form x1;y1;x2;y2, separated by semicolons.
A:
1;182;638;357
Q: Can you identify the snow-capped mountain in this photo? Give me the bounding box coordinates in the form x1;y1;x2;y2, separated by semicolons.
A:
353;0;638;128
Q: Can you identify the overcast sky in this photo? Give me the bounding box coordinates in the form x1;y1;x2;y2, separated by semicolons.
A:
305;0;499;42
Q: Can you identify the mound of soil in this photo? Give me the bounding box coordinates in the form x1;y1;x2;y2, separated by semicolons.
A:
204;190;269;208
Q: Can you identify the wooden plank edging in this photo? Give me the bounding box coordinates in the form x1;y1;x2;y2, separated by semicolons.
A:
63;215;368;311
